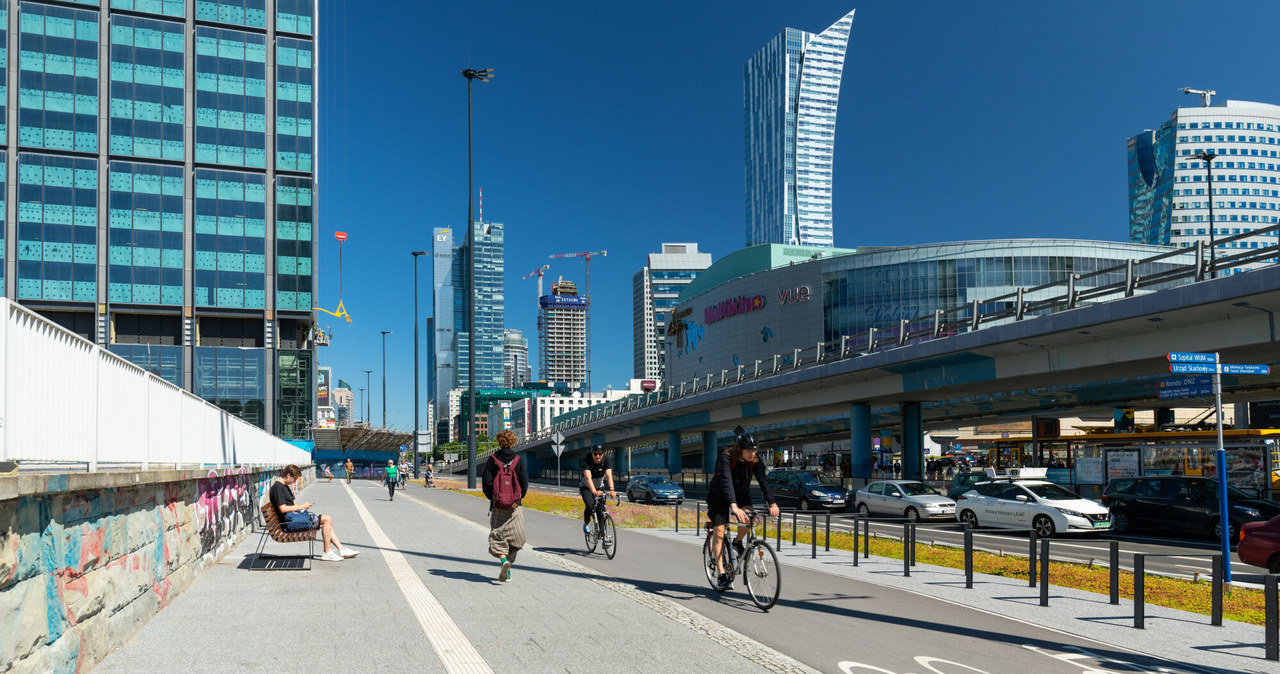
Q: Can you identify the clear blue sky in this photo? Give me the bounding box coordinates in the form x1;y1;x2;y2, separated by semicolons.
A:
314;0;1280;430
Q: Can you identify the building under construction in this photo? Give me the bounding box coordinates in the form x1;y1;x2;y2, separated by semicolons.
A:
539;278;588;388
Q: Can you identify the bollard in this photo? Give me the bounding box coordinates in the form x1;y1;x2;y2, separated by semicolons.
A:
762;512;768;540
695;503;701;533
825;513;831;551
674;503;679;533
1266;574;1278;661
1028;529;1038;588
964;528;973;589
792;511;798;546
1134;553;1146;629
903;523;911;577
910;523;917;567
852;517;860;567
776;513;782;549
1211;555;1223;627
863;518;870;558
1109;541;1120;605
811;514;817;559
1039;538;1050;607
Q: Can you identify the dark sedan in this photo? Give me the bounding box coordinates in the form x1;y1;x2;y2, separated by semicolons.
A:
1101;475;1280;541
765;470;850;511
626;475;685;504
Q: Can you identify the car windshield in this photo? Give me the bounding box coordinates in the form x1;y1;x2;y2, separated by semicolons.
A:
1024;483;1081;501
1186;478;1250;500
898;482;939;496
798;472;839;486
649;477;676;487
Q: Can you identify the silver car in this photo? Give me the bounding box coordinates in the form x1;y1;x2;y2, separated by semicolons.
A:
855;480;956;521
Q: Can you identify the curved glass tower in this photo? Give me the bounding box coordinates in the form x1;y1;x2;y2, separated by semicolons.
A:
745;9;855;248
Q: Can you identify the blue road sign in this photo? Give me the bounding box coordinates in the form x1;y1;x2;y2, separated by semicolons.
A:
1169;363;1216;374
1222;364;1271;375
1168;352;1217;364
1158;385;1214;399
400;444;407;451
1160;375;1212;388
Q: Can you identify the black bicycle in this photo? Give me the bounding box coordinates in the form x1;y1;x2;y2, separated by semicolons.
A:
584;493;619;559
702;510;781;610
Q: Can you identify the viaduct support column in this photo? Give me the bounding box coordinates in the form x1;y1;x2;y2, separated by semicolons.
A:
901;402;923;481
702;431;717;475
667;431;682;477
850;403;873;480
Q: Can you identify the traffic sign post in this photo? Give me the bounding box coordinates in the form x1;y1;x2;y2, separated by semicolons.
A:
552;432;567;489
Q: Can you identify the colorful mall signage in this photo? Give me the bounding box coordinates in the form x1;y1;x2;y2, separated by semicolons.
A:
705;295;765;324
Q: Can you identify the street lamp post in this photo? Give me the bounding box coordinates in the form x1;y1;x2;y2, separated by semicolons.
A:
462;66;493;489
412;250;428;478
357;388;364;423
363;370;372;425
1193;151;1219;278
380;331;392;427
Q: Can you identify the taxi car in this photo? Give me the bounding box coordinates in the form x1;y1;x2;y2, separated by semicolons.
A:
955;468;1111;537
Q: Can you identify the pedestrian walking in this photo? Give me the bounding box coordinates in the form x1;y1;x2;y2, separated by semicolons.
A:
482;430;528;582
384;460;398;501
344;458;354;484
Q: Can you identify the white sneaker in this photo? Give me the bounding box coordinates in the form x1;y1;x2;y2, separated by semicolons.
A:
339;548;359;558
320;550;343;562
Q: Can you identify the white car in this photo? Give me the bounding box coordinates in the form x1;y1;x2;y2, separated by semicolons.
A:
855;480;956;521
956;476;1111;537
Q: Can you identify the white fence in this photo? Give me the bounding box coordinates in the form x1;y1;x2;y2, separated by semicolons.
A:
0;299;311;470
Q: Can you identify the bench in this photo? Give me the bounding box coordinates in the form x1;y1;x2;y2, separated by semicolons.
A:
249;502;318;571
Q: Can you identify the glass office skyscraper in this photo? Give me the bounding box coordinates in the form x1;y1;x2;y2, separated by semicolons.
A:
632;242;711;381
744;8;855;248
2;0;316;438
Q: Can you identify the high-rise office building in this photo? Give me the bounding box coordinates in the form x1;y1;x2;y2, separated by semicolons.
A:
1128;99;1280;271
632;242;712;381
1;1;317;438
431;221;506;422
503;328;530;389
540;278;586;386
744;8;855;248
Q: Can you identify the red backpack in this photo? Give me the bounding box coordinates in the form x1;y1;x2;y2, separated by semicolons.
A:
493;455;523;509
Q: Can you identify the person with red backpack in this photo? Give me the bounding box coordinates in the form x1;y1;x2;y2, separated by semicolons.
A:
705;428;779;588
482;430;528;582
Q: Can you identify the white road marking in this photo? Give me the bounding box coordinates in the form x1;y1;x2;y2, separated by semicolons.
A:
343;482;493;674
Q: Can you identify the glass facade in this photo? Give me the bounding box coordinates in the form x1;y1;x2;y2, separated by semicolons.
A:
275;176;312;311
194;346;266;428
455;222;506;390
194;169;266;308
195;0;264;28
276;348;312;440
107;161;183;304
194;26;266;167
0;1;9;141
276;0;312;35
18;2;99;152
109;14;184;160
431;227;456;422
110;0;184;18
275;37;313;171
0;154;6;294
109;343;182;386
16;153;97;301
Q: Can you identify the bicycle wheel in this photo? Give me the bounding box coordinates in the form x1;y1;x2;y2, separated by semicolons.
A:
744;541;781;610
584;520;598;553
602;514;617;559
702;534;729;592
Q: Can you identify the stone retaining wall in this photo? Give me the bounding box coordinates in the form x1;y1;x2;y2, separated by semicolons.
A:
0;465;313;673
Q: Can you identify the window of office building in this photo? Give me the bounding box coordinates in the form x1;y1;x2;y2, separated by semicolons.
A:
276;348;312;439
0;2;8;140
276;176;312;311
0;155;5;293
194;169;266;308
276;0;312;35
109;15;184;159
194;346;265;428
195;0;264;28
194;26;266;168
111;0;183;18
109;343;182;386
16;153;96;302
108;161;183;304
18;2;98;152
275;36;312;171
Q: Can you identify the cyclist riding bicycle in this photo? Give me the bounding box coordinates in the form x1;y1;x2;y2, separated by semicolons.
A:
706;429;779;588
580;444;616;538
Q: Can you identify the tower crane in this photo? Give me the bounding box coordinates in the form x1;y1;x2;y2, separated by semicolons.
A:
522;264;551;379
548;250;607;392
1180;87;1215;107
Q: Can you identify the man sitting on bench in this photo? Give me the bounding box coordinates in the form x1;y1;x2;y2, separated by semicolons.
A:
269;465;359;562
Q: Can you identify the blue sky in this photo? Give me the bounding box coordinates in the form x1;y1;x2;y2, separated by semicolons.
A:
315;0;1280;430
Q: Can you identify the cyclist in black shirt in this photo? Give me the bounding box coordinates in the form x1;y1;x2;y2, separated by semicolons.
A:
580;444;616;535
706;431;778;586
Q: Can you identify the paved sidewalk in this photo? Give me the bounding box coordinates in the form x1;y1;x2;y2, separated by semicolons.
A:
94;479;800;673
634;524;1277;674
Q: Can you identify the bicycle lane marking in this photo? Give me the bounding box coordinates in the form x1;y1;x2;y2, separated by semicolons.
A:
342;482;493;674
399;489;820;674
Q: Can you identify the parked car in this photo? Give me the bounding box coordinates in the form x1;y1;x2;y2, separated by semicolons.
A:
947;472;988;499
625;475;684;504
1101;475;1280;541
765;470;850;511
1239;514;1280;573
855;480;956;521
957;474;1110;537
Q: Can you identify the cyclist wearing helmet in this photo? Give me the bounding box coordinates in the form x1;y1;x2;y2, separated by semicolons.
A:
580;444;616;535
706;429;779;587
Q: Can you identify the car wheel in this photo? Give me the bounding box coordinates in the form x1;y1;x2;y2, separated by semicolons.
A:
646;493;654;505
905;507;919;522
1269;554;1280;575
1110;510;1130;533
856;502;870;517
800;497;811;512
627;491;636;503
1033;515;1056;538
959;510;979;529
1212;519;1240;542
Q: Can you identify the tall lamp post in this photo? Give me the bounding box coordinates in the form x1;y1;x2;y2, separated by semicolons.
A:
380;331;392;427
356;388;364;423
411;250;429;478
1192;151;1219;278
462;66;493;489
363;370;373;425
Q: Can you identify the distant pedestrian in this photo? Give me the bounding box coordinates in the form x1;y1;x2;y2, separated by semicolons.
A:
384;460;399;501
344;458;354;484
893;460;901;477
324;464;333;482
482;430;528;582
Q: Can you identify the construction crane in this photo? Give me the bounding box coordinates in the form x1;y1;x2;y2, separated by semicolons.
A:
522;264;551;379
1180;87;1215;107
548;250;606;392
